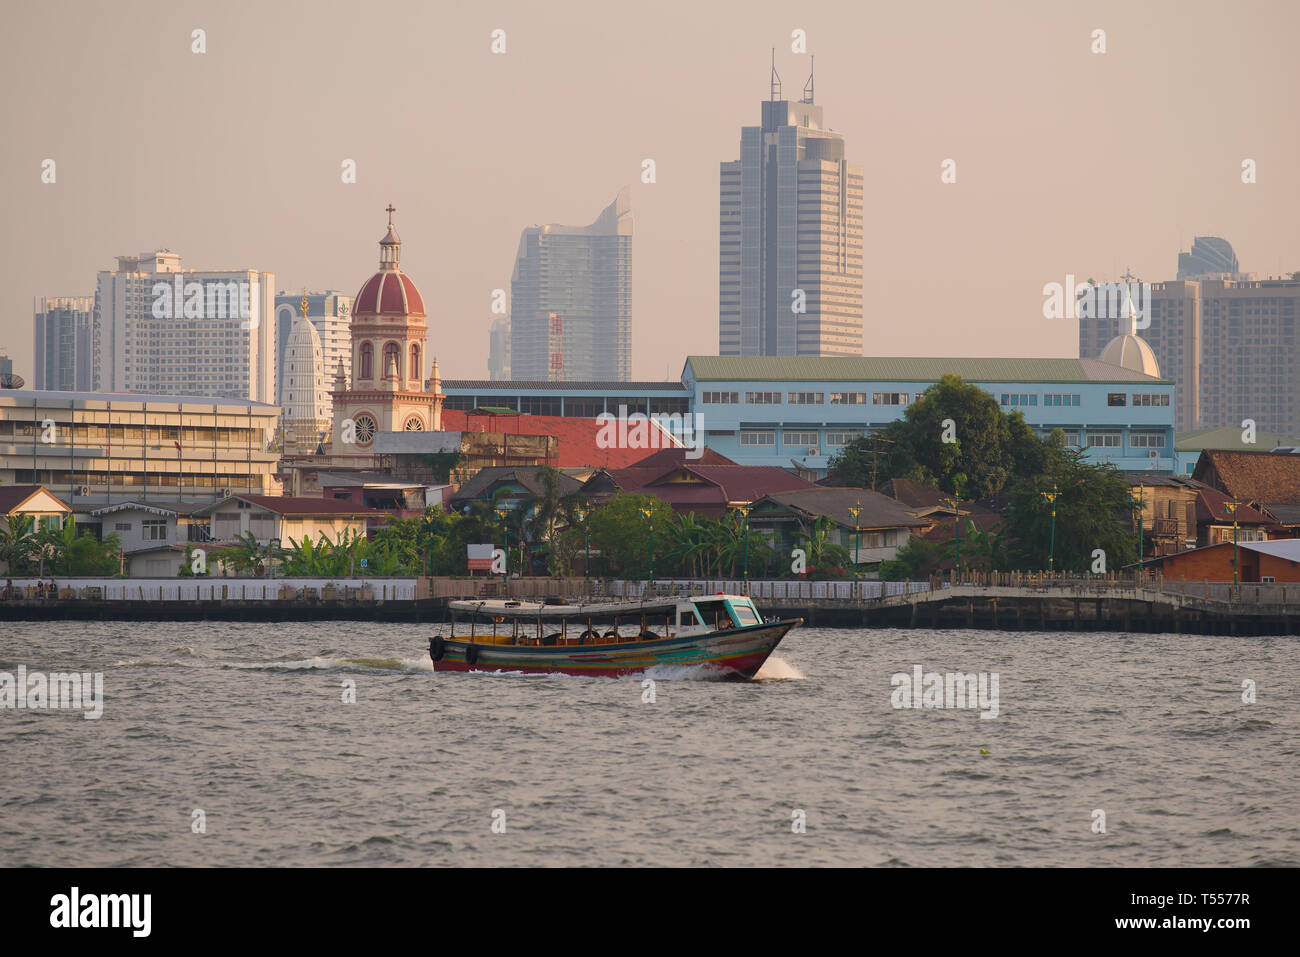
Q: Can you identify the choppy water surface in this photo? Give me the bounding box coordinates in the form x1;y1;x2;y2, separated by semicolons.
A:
1;620;1296;866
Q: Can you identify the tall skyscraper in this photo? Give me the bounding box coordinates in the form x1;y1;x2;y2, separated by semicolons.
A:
1079;265;1300;434
1197;278;1300;435
94;250;275;402
1177;236;1244;280
33;296;94;391
509;189;632;381
488;314;511;380
719;57;863;357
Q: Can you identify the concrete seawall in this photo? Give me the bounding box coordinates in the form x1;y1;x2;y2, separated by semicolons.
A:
3;579;1298;634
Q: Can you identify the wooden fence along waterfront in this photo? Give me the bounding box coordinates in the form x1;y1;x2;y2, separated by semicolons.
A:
2;572;1299;633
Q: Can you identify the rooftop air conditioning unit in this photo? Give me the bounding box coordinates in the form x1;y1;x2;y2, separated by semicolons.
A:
807;448;820;456
1148;449;1159;458
220;487;234;498
78;485;90;497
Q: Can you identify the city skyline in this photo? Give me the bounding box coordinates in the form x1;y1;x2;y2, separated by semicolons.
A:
2;1;1298;385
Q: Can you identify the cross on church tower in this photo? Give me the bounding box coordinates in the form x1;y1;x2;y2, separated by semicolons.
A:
386;203;395;226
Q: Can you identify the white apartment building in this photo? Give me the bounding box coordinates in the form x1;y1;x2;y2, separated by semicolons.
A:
94;250;275;402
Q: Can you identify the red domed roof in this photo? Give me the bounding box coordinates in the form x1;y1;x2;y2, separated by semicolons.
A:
354;271;426;319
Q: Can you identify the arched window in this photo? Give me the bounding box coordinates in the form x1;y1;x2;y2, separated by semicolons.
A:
383;342;401;379
359;342;373;380
410;344;421;381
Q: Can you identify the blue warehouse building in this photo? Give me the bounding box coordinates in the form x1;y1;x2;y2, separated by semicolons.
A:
681;356;1176;477
442;354;1176;478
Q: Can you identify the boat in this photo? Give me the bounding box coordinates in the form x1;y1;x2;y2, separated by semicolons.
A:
428;593;801;680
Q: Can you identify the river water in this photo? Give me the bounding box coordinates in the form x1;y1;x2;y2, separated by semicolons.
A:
1;619;1296;867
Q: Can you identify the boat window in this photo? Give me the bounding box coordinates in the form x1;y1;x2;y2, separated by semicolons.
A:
692;600;729;629
729;602;760;626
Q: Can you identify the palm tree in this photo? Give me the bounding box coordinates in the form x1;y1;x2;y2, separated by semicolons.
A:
222;531;269;576
0;514;37;575
665;512;711;578
799;514;852;577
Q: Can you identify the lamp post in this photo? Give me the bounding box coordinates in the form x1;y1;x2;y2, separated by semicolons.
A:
940;496;960;582
1223;498;1243;589
848;502;862;597
1040;484;1060;573
1129;485;1146;577
639;506;655;590
421;510;435;577
737;505;752;593
495;505;510;596
574;506;591;584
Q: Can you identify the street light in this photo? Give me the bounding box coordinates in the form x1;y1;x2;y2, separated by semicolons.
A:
1040;484;1060;573
574;506;591;583
848;501;862;596
1223;498;1243;589
737;504;752;592
940;496;961;582
640;506;654;588
1129;485;1146;573
495;505;510;596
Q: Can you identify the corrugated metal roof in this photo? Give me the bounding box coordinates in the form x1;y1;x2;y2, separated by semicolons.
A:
1175;426;1300;452
443;380;687;392
0;388;277;408
684;356;1170;384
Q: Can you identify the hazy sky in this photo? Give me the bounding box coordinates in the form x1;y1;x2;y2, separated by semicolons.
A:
3;0;1297;383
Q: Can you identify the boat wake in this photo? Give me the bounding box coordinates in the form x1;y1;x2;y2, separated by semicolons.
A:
754;657;805;680
112;656;434;673
231;656;434;673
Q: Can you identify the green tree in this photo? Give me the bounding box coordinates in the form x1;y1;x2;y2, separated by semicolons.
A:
31;516;121;576
588;494;673;578
1003;442;1137;572
798;514;853;578
0;514;38;574
370;518;422;575
828;374;1046;499
879;536;950;580
222;531;270;576
957;518;1009;573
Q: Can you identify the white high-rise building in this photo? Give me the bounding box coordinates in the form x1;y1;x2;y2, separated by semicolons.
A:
94;250;275;402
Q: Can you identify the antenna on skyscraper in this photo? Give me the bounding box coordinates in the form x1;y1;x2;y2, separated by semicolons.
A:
770;48;782;101
802;55;815;104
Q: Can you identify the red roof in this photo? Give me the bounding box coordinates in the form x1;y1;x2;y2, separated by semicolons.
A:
353;270;425;318
438;409;655;469
601;463;816;516
1196;486;1271;526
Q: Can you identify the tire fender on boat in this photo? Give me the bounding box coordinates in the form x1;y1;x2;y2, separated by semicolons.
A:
430;635;446;661
464;643;480;667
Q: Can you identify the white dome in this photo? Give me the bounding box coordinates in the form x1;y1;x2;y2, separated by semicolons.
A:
1099;334;1161;377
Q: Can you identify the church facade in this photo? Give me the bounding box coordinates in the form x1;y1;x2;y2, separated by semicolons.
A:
331;207;443;452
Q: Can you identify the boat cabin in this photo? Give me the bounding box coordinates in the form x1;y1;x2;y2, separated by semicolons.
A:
445;594;765;647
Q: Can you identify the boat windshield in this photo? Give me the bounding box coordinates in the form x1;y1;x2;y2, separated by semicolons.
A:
729;601;760;626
